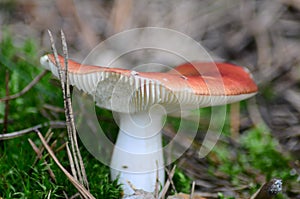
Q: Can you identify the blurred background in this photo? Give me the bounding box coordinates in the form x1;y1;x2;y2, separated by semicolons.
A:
1;0;300;198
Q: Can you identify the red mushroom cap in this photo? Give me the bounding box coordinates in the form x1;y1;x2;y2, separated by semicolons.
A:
41;54;257;113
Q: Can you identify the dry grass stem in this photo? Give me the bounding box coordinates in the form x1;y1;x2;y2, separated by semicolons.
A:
48;29;89;190
3;70;10;134
0;121;65;140
61;30;89;189
55;142;67;153
160;165;177;199
50;139;57;149
28;138;57;182
190;181;196;199
43;104;65;113
62;191;69;199
0;70;48;102
69;193;81;199
66;143;78;182
166;166;177;194
49;29;79;182
36;130;95;199
33;130;54;166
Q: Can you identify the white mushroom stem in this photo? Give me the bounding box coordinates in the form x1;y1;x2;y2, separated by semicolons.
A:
110;105;166;195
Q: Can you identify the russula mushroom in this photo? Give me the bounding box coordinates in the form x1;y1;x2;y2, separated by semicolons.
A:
40;54;258;195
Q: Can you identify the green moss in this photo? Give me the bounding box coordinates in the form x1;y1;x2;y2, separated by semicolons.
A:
240;127;292;180
0;32;122;198
172;167;191;194
209;125;295;198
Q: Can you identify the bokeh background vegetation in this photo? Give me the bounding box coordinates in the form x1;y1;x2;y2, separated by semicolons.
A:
1;0;300;198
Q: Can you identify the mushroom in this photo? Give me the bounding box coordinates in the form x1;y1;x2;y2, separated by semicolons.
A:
40;54;258;195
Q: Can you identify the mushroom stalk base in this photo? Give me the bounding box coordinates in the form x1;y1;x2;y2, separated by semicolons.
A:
110;110;165;196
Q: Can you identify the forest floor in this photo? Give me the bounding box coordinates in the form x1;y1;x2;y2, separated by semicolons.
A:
0;0;300;198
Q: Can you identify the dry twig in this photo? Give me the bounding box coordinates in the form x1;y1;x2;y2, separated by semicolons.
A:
0;70;48;102
32;130;53;166
36;130;95;199
48;29;79;182
66;142;78;183
61;30;89;189
0;121;65;140
160;165;177;199
28;138;57;182
55;142;67;153
190;181;196;199
48;29;89;190
43;104;65;113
